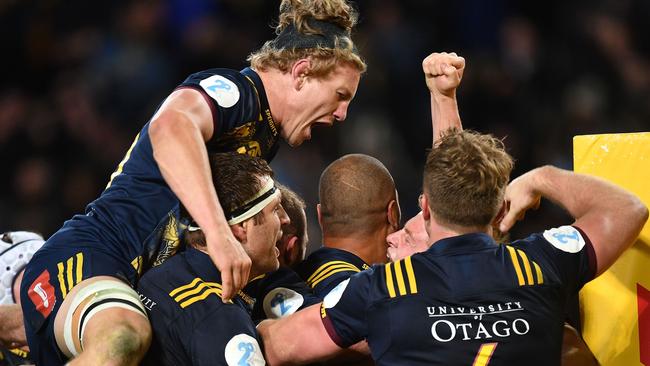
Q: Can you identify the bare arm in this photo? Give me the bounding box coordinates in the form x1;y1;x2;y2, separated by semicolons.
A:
258;303;342;365
149;88;251;300
500;165;648;275
422;52;465;142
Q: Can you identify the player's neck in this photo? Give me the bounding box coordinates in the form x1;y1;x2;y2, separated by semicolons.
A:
323;231;389;265
255;68;287;126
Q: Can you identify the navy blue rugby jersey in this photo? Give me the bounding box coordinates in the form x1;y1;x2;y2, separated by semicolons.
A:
55;67;279;274
296;247;371;299
320;226;596;366
243;267;321;323
137;247;265;366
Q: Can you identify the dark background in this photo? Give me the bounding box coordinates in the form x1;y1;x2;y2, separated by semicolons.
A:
1;0;648;254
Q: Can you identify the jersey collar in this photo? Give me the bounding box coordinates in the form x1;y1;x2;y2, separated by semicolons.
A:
425;232;497;256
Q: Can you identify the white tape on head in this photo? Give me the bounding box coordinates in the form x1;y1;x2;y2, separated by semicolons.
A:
0;231;45;304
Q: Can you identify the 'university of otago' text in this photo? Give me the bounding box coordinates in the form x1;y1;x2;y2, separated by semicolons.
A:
426;302;530;342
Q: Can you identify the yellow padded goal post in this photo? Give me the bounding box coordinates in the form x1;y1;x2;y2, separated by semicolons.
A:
574;132;650;366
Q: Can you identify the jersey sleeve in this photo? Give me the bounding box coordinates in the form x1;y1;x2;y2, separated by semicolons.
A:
302;261;363;298
177;70;253;141
512;225;597;293
320;269;374;348
188;306;265;366
255;268;321;322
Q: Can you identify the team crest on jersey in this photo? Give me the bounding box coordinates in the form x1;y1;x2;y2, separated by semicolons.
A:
323;278;350;309
224;334;265;366
27;270;56;318
263;287;304;319
199;75;240;108
542;226;585;253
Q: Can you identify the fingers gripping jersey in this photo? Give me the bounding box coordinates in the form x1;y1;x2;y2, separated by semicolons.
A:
242;267;321;323
297;247;370;299
321;229;596;366
137;247;265;366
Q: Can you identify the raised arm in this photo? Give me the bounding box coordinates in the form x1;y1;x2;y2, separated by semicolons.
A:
422;52;465;143
149;88;251;301
500;165;648;275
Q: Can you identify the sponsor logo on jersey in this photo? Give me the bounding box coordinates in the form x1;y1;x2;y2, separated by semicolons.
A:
224;334;265;366
426;301;531;342
200;75;240;108
263;287;304;318
323;278;350;309
28;270;56;318
543;226;585;253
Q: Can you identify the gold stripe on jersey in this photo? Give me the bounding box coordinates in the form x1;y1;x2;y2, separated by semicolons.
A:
57;262;67;298
307;261;360;287
404;256;418;294
533;261;544;284
170;279;229;308
516;249;535;285
169;278;202;297
472;342;498;366
56;252;84;299
394;260;407;296
385;263;396;298
311;267;361;288
385;260;418;298
131;256;143;275
506;246;525;286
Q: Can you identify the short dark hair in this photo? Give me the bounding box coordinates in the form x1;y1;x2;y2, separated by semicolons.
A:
182;152;274;247
423;129;514;227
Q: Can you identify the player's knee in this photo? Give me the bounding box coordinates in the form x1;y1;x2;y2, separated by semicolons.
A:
104;321;150;363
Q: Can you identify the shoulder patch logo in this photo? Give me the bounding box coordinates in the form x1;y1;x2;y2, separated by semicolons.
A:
263;287;304;319
542;226;585;253
199;75;240;108
224;334;265;366
323;278;350;309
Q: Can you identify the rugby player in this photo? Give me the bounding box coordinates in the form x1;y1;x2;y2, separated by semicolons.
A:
137;152;288;365
258;129;648;365
244;184;321;324
19;0;366;364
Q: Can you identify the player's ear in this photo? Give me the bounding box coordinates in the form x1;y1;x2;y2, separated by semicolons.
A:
283;235;300;267
387;199;400;231
316;203;323;229
291;58;311;90
491;200;508;228
231;223;247;243
420;194;431;221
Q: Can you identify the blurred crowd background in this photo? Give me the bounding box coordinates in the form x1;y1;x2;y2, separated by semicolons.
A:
2;0;649;253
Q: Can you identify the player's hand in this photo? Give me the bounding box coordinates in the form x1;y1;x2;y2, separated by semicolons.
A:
205;230;251;302
499;171;542;232
422;52;465;98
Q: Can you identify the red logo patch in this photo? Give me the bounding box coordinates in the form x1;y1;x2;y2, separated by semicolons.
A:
27;270;56;318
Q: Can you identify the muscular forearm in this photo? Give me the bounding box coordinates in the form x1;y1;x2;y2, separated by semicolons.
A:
150;112;230;236
431;94;462;143
529;165;648;273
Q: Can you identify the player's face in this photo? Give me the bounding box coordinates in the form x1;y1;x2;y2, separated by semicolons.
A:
386;212;430;262
244;193;289;275
282;63;361;146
